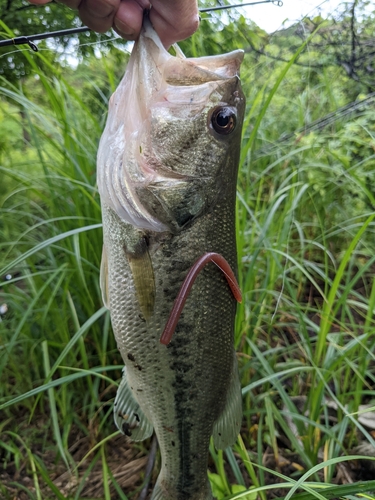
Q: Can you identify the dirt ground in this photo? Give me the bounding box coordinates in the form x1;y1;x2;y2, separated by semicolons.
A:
2;417;375;500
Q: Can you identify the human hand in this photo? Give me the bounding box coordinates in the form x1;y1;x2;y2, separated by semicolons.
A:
28;0;199;48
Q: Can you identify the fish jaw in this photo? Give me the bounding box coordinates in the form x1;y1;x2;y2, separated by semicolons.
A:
96;16;245;233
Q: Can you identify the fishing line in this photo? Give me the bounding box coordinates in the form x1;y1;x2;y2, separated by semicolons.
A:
77;37;119;49
254;92;375;158
200;0;282;12
0;1;283;51
0;47;30;59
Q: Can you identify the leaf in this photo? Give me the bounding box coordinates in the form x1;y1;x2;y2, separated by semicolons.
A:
231;485;257;500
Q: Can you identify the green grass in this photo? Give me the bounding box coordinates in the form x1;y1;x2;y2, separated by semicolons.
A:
1;24;375;500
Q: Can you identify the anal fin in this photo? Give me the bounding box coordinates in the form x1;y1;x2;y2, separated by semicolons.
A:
114;367;153;441
212;353;242;449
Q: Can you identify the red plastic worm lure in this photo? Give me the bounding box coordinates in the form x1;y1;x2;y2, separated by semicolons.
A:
160;252;242;345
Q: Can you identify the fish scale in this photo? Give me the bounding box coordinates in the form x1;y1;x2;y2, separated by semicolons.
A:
102;201;238;498
97;16;245;500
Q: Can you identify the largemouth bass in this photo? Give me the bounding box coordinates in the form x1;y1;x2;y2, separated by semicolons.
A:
97;16;245;500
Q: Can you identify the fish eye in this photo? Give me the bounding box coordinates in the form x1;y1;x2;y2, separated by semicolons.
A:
210;107;237;135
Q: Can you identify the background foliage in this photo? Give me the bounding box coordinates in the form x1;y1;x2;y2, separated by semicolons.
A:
0;0;121;83
2;1;375;499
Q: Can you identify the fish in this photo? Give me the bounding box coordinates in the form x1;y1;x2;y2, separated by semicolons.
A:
97;15;246;500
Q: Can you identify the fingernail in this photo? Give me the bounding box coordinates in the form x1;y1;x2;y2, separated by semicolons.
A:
114;20;135;38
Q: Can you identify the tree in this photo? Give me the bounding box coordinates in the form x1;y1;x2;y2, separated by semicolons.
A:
242;0;375;94
0;0;117;84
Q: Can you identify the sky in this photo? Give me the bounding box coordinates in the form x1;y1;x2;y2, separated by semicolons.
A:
240;0;344;32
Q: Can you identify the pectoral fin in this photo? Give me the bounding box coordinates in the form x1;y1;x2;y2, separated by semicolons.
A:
212;354;242;449
100;244;109;308
125;236;155;320
114;367;153;441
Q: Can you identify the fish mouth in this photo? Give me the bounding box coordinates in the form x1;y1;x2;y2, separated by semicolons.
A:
97;16;245;232
165;50;244;85
139;16;244;87
131;16;244;114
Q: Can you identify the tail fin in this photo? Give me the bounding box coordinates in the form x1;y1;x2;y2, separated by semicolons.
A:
151;476;213;500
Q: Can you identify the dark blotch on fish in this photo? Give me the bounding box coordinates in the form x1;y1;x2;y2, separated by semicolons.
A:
122;422;133;437
123;235;150;258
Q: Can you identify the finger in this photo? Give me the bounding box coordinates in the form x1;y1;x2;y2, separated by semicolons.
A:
78;0;120;32
113;0;149;39
150;0;199;48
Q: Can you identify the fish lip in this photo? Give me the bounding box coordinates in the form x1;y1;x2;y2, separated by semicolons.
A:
140;16;244;85
187;50;245;79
